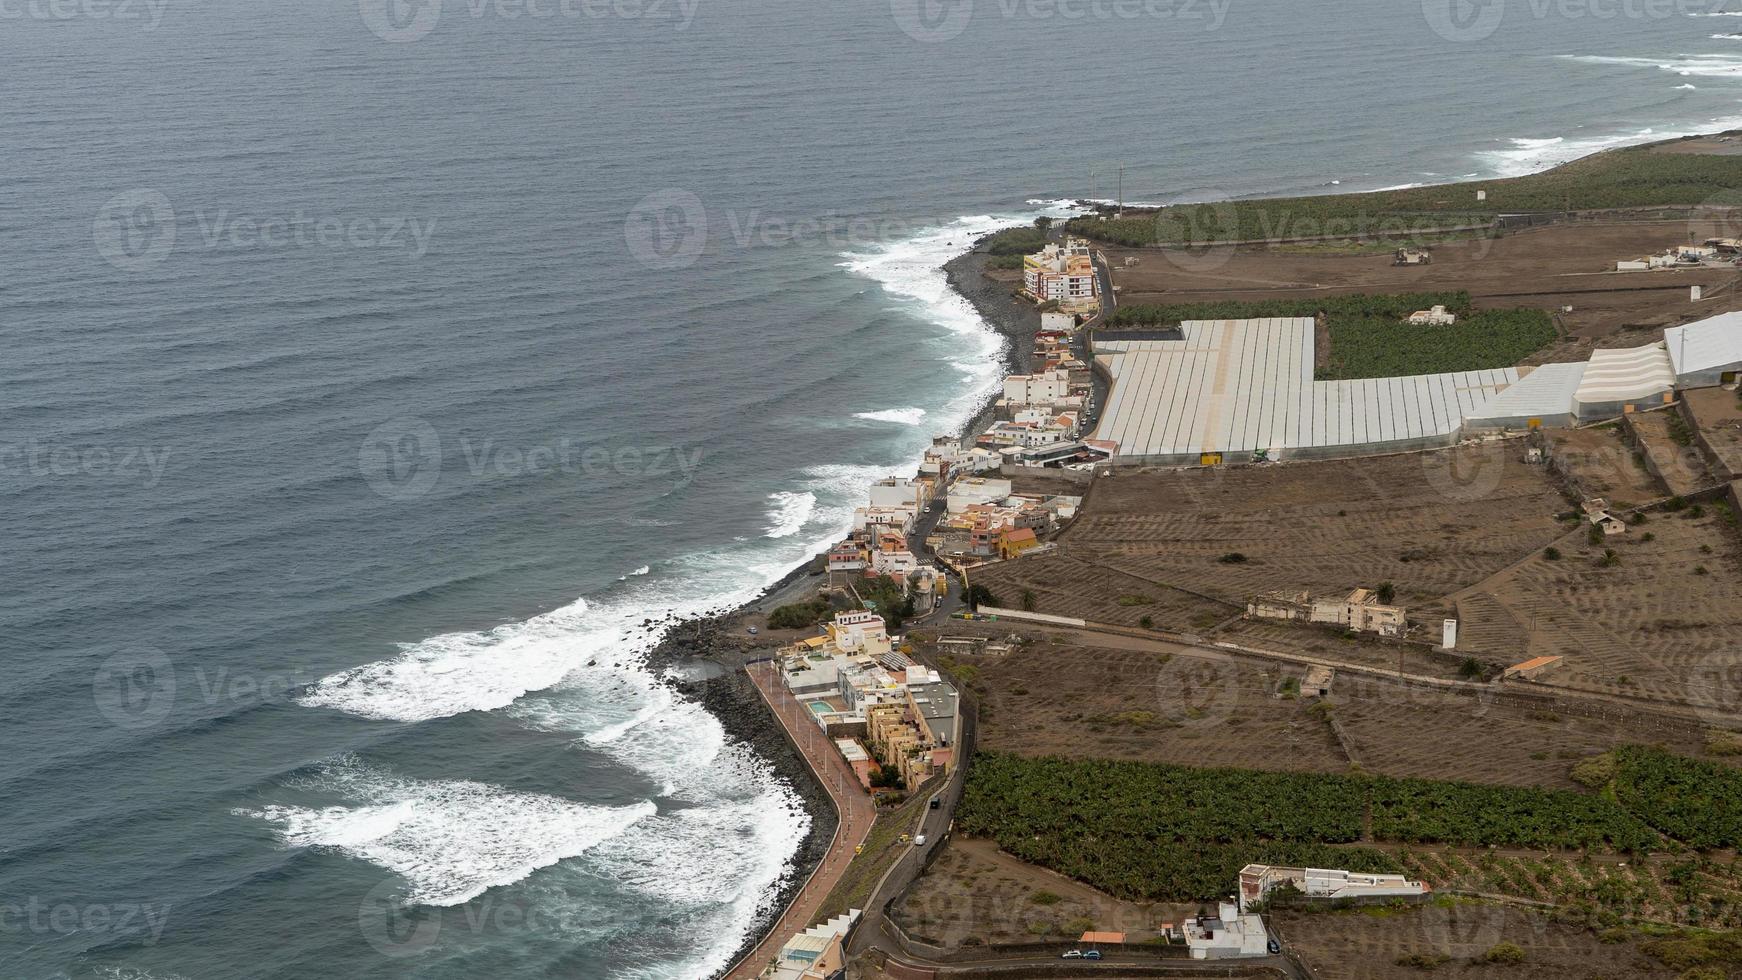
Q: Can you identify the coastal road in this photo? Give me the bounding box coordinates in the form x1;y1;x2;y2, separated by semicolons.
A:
726;662;876;980
844;648;976;961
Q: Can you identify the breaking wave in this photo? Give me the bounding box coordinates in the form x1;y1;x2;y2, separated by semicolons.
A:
235;757;656;907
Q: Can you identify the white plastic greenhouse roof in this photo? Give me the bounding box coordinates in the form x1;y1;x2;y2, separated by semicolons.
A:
1468;361;1588;424
1665;311;1742;376
1573;343;1674;407
1093;319;1516;457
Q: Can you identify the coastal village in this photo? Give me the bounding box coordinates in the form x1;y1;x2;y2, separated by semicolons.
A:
724;136;1742;980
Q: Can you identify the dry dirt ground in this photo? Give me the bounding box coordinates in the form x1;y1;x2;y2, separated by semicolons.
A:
1626;408;1715;497
1271;904;1689;980
891;837;1191;949
1685;385;1742;480
973;443;1569;633
1446;505;1742;707
963;640;1349;772
1544;425;1662;510
946;632;1717;787
1102;218;1742;343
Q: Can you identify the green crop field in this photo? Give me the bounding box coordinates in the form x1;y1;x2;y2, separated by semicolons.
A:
1609;746;1742;850
1103;293;1557;379
1065;145;1742;247
958;753;1671;902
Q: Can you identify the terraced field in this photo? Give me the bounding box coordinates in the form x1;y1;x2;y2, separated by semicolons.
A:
991;446;1567;632
1543;425;1660;510
1273;904;1686;980
1452;508;1742;707
966;642;1349;772
970;552;1232;630
1626;409;1714;497
1326;674;1714;789
1684;386;1742;481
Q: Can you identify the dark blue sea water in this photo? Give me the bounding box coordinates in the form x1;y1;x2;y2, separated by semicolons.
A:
5;1;1742;976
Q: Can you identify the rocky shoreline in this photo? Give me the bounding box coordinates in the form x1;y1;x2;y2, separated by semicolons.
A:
648;231;1040;979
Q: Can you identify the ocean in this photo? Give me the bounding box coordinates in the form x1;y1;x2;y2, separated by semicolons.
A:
5;0;1742;976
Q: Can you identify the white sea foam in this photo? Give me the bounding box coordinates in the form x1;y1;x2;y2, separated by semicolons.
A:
1477;122;1724;178
762;490;816;539
854;406;929;425
1560;52;1742;78
508;677;811;980
235;758;655;907
836;201;1083;443
285;197;1084;969
1679;83;1700;89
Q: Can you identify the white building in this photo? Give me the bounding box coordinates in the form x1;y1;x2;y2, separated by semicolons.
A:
1022;239;1098;311
867;476;929;512
1237;864;1428;912
830;610;890;656
1406;305;1456;326
1003;369;1075;407
768;910;860;980
1183;901;1269;960
852;506;915;536
1041;310;1078;334
869;542;919;578
947;477;1013;513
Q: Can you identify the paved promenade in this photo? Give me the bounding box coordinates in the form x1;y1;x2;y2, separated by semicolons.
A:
723;660;876;980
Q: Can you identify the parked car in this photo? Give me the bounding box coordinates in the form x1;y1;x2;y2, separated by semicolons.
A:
1060;950;1083;959
928;798;940;809
1268;938;1281;955
1083;950;1102;960
913;834;926;846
